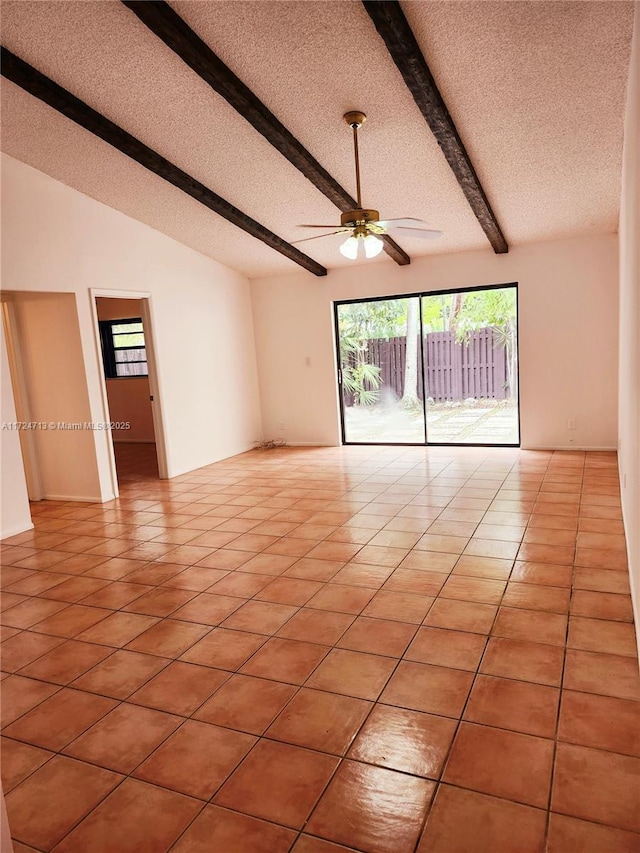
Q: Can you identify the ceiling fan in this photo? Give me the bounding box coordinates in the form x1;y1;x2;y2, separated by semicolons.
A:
294;111;443;260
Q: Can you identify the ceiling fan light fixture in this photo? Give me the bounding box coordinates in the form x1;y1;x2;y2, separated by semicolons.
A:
363;234;384;258
339;235;360;260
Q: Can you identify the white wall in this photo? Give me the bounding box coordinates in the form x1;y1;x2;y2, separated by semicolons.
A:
618;3;640;654
96;298;155;443
0;320;32;538
12;292;102;501
251;233;619;449
1;154;262;531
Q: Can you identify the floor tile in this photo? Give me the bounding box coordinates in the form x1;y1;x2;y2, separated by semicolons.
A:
208;571;272;597
0;675;59;727
404;626;486;671
0;631;64;673
306;648;396;699
125;619;211;657
557;689;640;756
170;592;244;625
306;759;435;853
52;778;201;853
5;755;121;851
572;567;631;595
3;687;117;750
563;649;640;700
480;636;565;686
570;590;634;622
4;447;637;853
214;740;338;829
424;599;497;634
418;785;547;853
440;575;506;605
361;590;434;623
383;567;446;595
547;813;640;853
179;626;267;670
266;688;371;755
254;577;324;606
194;673;296;734
443;722;554;808
17;639;112;685
220;600;298;634
510;561;573;587
134;720;255;799
380;660;473;717
502;582;570;613
464;674;560;737
240;637;329;684
1;598;70;630
336;616;416;657
276;608;354;644
551;742;640;832
30;604;112;638
492;607;567;646
63;702;181;773
290;834;354;853
75;612;160;647
71;649;170;699
171;805;296;853
122;587;197;617
306;584;376;615
348;704;456;777
129;660;228;715
0;737;53;793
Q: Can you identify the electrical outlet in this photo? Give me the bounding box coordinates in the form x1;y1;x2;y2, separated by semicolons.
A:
567;418;576;430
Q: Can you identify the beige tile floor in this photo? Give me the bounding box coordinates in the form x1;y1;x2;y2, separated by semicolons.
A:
1;442;639;853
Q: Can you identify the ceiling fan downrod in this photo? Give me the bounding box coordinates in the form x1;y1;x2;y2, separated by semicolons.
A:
342;111;380;229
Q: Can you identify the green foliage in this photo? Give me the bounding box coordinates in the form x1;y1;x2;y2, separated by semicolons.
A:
337;300;408;407
342;357;382;406
338;300;406;341
421;288;516;337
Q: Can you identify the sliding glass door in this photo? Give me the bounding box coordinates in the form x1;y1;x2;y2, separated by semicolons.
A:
335;284;519;446
336;296;426;444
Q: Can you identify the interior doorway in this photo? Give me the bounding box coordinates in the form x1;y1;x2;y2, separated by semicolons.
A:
335;283;520;446
93;295;167;490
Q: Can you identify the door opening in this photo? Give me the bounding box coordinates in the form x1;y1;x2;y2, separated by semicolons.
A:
335;283;520;447
94;295;167;489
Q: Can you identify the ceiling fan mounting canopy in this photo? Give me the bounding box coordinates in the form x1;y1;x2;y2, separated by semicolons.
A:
343;110;367;129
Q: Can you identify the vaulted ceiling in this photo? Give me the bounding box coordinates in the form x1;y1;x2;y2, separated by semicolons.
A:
1;1;634;278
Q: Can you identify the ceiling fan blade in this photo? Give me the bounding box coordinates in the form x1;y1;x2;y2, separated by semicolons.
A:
296;224;343;229
292;229;350;244
377;217;431;228
385;226;443;240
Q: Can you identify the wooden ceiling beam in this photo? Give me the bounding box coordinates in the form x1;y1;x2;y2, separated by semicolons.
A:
122;0;410;266
1;47;328;276
362;0;508;254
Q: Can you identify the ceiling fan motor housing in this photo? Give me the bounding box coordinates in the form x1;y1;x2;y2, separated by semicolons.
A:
340;209;380;227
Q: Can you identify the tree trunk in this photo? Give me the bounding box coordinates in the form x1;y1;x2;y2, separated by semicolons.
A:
402;299;420;408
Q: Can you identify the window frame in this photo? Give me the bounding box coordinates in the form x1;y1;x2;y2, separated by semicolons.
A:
99;317;149;379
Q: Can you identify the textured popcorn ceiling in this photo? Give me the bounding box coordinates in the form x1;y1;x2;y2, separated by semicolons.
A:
0;0;634;278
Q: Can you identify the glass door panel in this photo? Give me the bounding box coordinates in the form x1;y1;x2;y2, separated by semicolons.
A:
336;296;426;444
421;286;519;445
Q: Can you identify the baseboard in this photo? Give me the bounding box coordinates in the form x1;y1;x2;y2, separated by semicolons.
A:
279;442;337;447
522;445;618;452
42;494;104;503
1;519;35;540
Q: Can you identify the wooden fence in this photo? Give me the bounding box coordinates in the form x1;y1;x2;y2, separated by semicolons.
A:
344;328;509;404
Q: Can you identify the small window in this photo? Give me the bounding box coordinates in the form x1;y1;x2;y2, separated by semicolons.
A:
99;318;148;378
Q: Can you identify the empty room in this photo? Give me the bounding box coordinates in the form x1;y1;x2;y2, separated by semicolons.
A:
0;1;638;852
